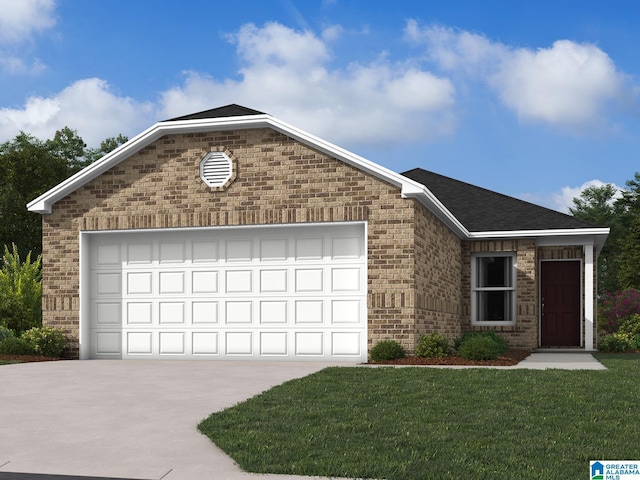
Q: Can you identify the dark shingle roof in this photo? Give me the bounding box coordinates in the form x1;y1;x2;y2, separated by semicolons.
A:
164;104;266;122
402;168;600;232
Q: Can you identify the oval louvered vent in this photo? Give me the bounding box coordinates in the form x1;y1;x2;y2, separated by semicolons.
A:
200;152;232;187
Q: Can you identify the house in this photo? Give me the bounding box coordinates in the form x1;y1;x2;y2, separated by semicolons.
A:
27;105;609;361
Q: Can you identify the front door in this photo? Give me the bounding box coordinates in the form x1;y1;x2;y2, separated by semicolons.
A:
541;261;581;347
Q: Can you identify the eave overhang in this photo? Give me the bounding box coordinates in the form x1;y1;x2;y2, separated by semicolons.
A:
27;112;609;255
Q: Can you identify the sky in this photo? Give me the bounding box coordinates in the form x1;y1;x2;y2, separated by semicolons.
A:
0;0;638;213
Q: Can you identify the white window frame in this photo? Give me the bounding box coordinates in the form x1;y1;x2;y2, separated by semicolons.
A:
471;252;517;326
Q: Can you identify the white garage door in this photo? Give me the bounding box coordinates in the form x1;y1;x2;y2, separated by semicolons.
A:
86;223;367;360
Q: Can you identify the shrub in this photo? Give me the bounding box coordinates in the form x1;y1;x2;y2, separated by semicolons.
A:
0;244;42;333
457;335;505;361
617;314;640;338
415;333;451;358
598;333;633;353
0;337;35;356
369;340;406;362
599;289;640;334
0;326;14;342
454;330;508;355
21;327;66;357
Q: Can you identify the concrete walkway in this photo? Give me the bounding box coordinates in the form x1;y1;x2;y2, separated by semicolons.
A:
0;353;606;480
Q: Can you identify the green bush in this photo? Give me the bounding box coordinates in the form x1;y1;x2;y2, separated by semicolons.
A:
0;244;42;333
415;333;451;358
457;335;505;361
0;336;35;355
0;326;14;342
454;330;508;355
618;314;640;338
598;333;633;352
369;340;406;362
21;326;66;357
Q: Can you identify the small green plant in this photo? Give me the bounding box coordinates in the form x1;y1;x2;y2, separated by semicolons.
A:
454;330;508;361
598;333;633;353
617;314;640;338
369;339;406;362
21;326;66;357
0;244;42;333
454;330;508;354
0;326;14;342
457;335;504;360
0;336;35;356
415;333;451;358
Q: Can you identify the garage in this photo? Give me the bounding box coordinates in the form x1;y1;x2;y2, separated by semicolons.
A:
82;222;367;361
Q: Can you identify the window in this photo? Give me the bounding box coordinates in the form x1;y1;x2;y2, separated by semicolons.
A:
471;253;516;325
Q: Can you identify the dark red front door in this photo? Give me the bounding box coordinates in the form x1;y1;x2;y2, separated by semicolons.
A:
541;261;581;347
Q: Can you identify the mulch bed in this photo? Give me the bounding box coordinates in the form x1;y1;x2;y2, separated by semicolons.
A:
368;349;532;366
0;354;62;363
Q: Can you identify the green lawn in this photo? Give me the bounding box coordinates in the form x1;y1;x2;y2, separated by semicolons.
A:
199;354;640;480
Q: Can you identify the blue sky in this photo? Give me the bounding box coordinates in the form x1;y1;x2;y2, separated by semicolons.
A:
1;0;638;212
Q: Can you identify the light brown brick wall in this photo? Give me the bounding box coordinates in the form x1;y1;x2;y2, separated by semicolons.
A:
413;202;463;346
42;128;457;357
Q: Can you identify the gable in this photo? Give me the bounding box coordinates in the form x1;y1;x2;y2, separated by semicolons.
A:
27;104;608;251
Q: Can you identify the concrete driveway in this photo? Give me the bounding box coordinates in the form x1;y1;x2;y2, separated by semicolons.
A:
0;360;347;480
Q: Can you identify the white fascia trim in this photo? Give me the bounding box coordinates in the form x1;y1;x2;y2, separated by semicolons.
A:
26;114;466;238
470;227;610;255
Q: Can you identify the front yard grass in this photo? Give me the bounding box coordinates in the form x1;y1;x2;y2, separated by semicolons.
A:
199;354;640;480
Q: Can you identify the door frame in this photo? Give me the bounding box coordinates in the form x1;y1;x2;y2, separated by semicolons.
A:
539;259;583;348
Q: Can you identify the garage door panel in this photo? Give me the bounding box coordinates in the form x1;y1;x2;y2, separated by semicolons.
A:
88;223;366;360
159;302;185;324
159;272;184;294
127;332;153;355
94;331;121;356
225;270;253;293
126;302;153;324
127;272;152;294
260;238;287;261
260;332;288;356
192;331;219;355
260;301;288;324
192;302;218;324
225;302;253;324
295;332;324;356
260;269;287;292
127;243;153;264
95;302;121;325
225;332;253;355
332;332;361;356
226;239;252;262
192;271;218;293
193;241;218;263
96;244;121;266
159;242;185;264
159;332;185;355
331;299;361;324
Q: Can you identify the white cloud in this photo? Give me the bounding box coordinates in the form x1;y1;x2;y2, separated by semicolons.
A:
407;21;634;133
0;0;56;74
0;0;56;44
160;22;456;147
0;78;154;146
492;41;625;130
521;179;622;213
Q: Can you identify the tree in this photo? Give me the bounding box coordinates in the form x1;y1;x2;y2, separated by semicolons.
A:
0;128;128;258
616;173;640;290
570;183;620;293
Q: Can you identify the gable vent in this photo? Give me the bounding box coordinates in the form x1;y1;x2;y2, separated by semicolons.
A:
200;151;232;187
